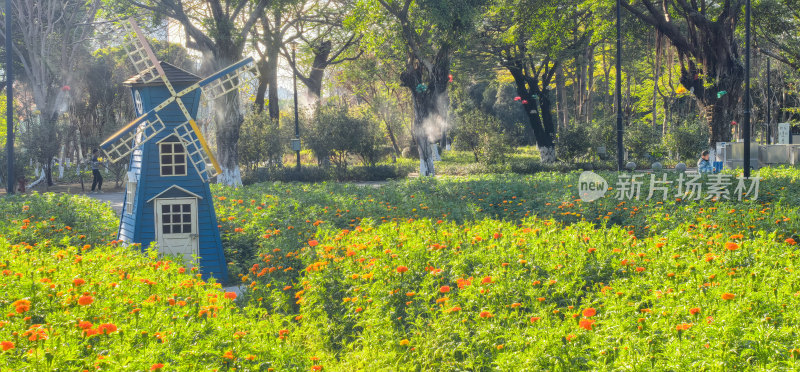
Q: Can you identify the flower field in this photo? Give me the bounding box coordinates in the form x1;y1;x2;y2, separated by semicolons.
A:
3;168;800;370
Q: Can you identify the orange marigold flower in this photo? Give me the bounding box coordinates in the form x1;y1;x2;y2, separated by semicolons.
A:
73;278;86;286
481;276;493;284
689;307;701;315
308;240;319;247
448;306;461;312
587;247;597;253
13;299;30;313
77;295;94;306
530;316;541;323
493;233;502;239
721;293;736;300
725;242;739;251
224;292;237;300
396;266;409;273
399;339;410;346
439;285;451;293
635;267;645;273
565;334;577;342
98;323;117;334
786;238;797;245
150;363;165;370
676;323;693;331
582;308;597;317
77;321;93;330
479;311;493;318
311;366;323;371
1;341;14;351
579;319;595;330
222;350;234;360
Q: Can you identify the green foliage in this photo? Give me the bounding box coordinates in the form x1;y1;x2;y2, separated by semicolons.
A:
0;193;309;371
557;124;591;162
8;167;800;369
624;121;666;163
239;110;288;171
452;108;512;167
241;164;413;184
665;119;710;162
306;103;386;170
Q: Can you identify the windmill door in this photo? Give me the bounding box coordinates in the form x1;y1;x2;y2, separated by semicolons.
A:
154;198;199;264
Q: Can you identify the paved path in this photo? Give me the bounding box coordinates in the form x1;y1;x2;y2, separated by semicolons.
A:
87;192;125;215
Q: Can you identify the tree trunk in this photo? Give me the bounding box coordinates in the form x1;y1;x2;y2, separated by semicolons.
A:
653;32;661;133
412;97;437;176
555;64;568;129
266;27;281;120
306;40;332;100
584;44;595;125
254;59;269;112
508;68;556;163
385;120;401;155
212;45;245;186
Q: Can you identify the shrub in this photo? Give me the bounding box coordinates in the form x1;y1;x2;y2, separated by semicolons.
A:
452;109;512;166
625;121;666;163
239;110;288;171
557;124;591;162
665;119;709;162
306;103;385;170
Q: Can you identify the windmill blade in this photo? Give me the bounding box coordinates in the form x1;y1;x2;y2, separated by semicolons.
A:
127;18;223;181
193;57;258;101
99;112;166;163
173;120;221;183
119;21;160;84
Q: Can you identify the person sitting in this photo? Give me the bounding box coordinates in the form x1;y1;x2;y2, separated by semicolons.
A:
697;150;713;173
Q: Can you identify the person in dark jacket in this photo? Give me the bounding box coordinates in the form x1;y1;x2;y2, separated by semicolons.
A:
90;149;103;193
697;150;713;173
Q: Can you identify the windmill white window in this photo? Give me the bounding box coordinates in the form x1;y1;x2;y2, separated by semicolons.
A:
159;138;187;176
125;171;137;214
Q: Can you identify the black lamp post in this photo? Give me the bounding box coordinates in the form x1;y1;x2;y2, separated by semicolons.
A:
766;56;771;145
291;41;300;171
743;0;751;177
5;0;13;194
615;0;624;170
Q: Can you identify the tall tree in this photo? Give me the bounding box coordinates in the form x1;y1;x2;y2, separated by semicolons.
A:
125;0;267;185
0;0;101;186
477;0;590;162
281;0;362;102
621;0;745;148
351;0;487;176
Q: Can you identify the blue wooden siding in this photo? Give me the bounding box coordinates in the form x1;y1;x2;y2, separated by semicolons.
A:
117;83;228;280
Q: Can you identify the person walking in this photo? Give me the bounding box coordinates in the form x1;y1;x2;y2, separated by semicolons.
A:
90;149;103;193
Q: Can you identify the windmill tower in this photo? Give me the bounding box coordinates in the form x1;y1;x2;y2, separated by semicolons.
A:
100;19;257;280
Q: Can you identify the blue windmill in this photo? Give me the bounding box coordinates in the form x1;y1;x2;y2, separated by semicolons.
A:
99;18;257;279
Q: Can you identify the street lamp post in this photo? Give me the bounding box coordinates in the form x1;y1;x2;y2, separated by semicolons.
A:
291;42;301;171
615;0;624;170
744;0;751;178
5;0;13;194
766;56;771;145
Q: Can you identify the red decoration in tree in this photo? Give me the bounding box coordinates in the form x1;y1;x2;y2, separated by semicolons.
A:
522;100;528;104
448;74;453;83
514;96;521;101
61;85;71;92
731;120;737;126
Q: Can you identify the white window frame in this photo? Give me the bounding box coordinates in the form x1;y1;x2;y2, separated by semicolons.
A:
125;171;136;214
158;139;188;177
